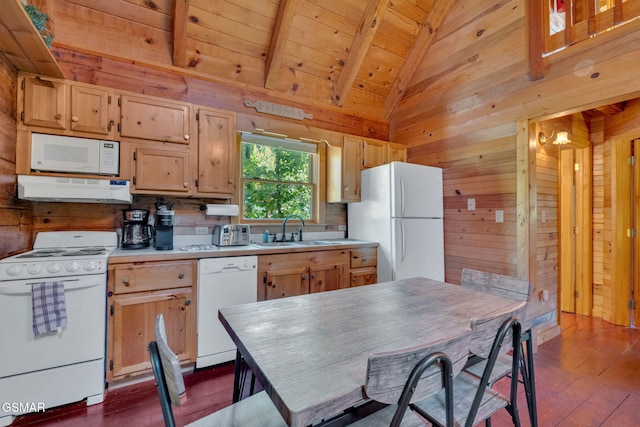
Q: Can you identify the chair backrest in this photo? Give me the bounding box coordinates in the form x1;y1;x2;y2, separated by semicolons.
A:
365;328;472;405
461;268;531;302
148;314;187;427
468;301;526;358
154;314;186;406
148;341;177;427
467;317;523;427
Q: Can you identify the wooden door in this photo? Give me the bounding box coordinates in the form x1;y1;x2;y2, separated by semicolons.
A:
350;267;377;287
22;76;67;130
70;85;114;136
119;93;191;144
559;147;592;315
634;140;640;327
387;142;407;163
133;147;191;193
109;287;195;380
362;138;387;168
264;267;309;300
196;108;236;196
342;136;361;201
310;263;342;293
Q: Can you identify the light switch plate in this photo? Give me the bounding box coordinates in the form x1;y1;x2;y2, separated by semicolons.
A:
495;210;504;223
467;198;476;211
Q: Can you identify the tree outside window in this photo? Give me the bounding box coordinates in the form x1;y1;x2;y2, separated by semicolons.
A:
240;133;317;221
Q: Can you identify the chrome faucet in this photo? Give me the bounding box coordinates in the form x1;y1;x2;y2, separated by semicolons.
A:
280;214;305;241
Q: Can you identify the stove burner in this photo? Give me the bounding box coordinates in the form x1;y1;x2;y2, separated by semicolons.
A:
15;247;108;258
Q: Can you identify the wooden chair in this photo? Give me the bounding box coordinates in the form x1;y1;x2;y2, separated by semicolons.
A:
148;314;287;427
410;303;526;427
460;268;531;388
349;328;473;427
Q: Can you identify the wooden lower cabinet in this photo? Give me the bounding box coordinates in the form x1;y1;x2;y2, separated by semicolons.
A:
258;250;349;301
107;260;196;382
349;248;378;287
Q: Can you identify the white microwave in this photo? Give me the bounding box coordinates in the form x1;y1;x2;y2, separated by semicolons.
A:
30;133;119;175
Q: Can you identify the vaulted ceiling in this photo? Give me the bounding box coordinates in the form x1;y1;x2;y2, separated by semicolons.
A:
44;0;456;123
169;0;454;120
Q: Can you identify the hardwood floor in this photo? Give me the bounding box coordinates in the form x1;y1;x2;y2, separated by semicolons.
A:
10;313;640;426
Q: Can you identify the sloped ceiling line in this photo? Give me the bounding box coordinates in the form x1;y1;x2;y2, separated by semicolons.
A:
265;0;299;90
331;0;390;107
173;0;189;68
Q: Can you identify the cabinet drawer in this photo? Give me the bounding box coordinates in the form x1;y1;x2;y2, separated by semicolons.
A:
350;248;377;268
113;261;195;293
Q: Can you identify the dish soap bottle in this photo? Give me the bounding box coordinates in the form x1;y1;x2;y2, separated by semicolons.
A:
263;229;269;243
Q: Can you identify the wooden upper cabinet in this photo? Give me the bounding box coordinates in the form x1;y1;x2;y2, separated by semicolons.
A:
388;142;407;163
19;74;116;139
21;75;67;130
326;136;361;203
362;138;387;169
119;93;192;144
132;147;191;193
70;85;115;136
196;108;236;197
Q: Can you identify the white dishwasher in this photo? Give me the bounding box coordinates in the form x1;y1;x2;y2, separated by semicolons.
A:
197;256;257;368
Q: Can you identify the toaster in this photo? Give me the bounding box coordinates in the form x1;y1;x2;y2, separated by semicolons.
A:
212;224;251;246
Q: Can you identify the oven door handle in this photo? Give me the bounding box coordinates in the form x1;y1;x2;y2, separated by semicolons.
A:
0;278;104;295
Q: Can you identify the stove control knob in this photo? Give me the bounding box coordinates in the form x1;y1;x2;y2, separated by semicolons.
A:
47;263;62;274
7;264;24;276
27;264;43;275
83;260;97;271
66;261;80;272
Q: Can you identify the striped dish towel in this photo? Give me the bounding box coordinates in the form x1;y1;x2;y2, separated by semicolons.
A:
32;282;68;336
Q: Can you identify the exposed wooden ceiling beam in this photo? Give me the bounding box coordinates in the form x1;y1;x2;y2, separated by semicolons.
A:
265;0;298;90
173;0;189;68
384;0;456;118
331;0;390;107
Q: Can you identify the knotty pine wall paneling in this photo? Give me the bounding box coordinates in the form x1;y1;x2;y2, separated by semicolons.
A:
0;56;32;258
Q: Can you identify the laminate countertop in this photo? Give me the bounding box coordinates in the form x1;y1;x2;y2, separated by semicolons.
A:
108;239;378;264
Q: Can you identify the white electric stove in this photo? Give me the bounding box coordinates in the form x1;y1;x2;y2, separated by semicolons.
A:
0;231;117;426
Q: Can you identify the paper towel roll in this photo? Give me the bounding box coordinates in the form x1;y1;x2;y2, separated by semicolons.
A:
204;204;239;216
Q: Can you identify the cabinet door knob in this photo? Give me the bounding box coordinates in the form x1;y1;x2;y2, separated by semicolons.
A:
178;273;184;279
71;115;79;122
122;277;130;285
183;182;189;188
185;299;191;305
108;120;115;131
54;113;62;120
184;134;190;140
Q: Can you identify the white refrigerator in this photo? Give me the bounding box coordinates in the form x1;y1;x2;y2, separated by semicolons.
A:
348;162;444;282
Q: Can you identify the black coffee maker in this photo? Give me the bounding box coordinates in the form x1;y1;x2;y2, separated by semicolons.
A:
121;209;154;249
155;201;174;251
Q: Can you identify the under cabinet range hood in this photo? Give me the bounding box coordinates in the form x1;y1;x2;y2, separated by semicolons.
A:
18;175;132;204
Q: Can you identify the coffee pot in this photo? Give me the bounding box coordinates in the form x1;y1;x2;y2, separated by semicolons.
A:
121;209;154;249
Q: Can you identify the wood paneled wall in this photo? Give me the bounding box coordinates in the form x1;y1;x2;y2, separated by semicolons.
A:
389;0;640;334
0;56;32;257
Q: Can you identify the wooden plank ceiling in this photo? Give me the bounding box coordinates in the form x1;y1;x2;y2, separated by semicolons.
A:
48;0;455;122
173;0;456;119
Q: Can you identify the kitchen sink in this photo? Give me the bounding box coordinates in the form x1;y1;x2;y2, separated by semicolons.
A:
295;240;341;246
253;242;298;247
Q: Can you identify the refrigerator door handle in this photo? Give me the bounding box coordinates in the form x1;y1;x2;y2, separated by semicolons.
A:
401;221;406;261
400;178;405;216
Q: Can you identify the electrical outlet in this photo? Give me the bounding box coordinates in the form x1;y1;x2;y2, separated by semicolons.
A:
338;225;347;231
467;198;476;211
495;210;504;223
195;226;208;235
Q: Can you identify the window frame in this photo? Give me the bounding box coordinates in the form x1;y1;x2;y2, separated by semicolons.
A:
237;132;325;225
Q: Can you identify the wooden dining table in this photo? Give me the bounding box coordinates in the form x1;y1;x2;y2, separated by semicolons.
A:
218;277;554;427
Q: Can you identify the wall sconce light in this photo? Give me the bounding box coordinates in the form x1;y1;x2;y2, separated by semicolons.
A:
538;123;571;145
